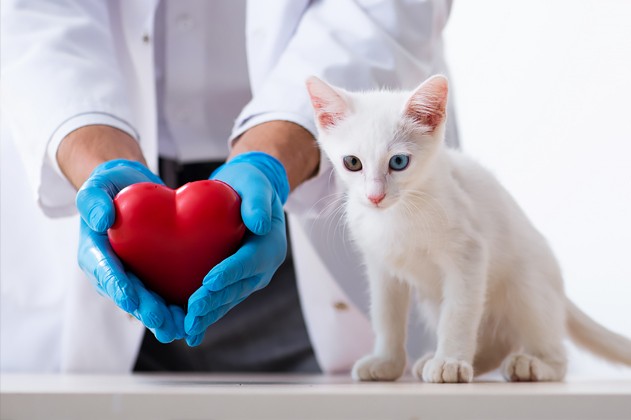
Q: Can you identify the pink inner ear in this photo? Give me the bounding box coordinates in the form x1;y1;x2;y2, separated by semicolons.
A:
405;77;448;131
311;97;344;128
317;111;340;129
306;77;347;130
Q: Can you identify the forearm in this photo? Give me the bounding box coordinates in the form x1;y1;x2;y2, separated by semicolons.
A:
229;121;320;191
57;125;147;190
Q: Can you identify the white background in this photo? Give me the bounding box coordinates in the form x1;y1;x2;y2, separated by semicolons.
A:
444;0;631;377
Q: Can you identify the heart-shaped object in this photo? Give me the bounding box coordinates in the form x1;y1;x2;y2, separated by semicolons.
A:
107;181;246;307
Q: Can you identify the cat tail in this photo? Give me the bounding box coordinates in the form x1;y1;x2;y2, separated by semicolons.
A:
565;297;631;366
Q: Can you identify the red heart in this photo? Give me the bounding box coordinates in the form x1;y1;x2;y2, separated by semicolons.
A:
107;181;246;307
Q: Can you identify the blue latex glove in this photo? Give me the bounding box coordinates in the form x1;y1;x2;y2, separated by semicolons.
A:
76;159;185;343
184;152;290;346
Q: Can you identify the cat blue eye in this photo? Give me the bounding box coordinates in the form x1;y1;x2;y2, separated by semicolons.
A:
389;154;410;171
343;155;363;172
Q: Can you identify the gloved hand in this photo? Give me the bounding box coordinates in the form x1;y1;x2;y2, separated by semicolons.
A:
76;159;185;343
184;152;290;346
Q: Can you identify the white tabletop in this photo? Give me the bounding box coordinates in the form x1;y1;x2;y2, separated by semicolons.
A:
1;373;630;420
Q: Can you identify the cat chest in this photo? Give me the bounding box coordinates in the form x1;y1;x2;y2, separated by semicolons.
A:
355;222;439;267
351;213;441;255
376;243;444;301
350;212;445;293
380;244;445;302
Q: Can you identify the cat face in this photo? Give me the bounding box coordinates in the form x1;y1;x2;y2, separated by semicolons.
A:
307;75;449;210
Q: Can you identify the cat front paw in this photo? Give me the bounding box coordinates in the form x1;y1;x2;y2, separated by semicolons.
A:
351;354;406;382
418;356;473;383
411;353;434;380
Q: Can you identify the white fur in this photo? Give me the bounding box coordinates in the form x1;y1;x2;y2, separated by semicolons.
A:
307;75;631;383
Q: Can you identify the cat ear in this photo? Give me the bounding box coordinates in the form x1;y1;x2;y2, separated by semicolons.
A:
306;76;349;131
405;75;448;132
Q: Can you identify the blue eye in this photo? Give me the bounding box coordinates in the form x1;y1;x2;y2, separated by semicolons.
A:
389;154;410;171
343;155;363;171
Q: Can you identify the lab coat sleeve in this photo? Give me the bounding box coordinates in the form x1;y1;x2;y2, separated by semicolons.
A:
46;113;140;179
1;0;139;217
232;0;451;215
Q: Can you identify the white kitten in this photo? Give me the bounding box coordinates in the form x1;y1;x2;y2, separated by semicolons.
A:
306;75;631;383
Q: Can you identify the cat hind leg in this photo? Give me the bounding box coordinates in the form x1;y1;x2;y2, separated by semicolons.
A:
501;352;566;382
501;302;567;381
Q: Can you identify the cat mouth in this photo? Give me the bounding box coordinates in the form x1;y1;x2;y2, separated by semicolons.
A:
365;199;391;210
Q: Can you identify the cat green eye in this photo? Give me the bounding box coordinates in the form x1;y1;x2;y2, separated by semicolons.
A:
389;154;410;171
343;155;363;172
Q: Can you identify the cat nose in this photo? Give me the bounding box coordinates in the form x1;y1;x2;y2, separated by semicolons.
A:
368;193;385;205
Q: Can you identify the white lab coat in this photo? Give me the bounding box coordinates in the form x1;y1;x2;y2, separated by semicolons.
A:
1;0;455;373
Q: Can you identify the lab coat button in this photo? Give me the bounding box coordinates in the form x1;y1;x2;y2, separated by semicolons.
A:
142;33;150;44
333;301;349;311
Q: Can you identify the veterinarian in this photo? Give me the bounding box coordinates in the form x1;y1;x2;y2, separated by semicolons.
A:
1;0;458;373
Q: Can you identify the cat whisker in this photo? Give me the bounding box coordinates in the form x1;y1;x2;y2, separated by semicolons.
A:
326;197;356;268
401;189;450;228
399;199;433;254
307;193;346;225
301;191;356;270
399;191;451;250
307;191;346;218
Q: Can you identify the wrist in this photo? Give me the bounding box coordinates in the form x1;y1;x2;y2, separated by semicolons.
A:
57;125;147;189
229;120;320;191
89;158;155;179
